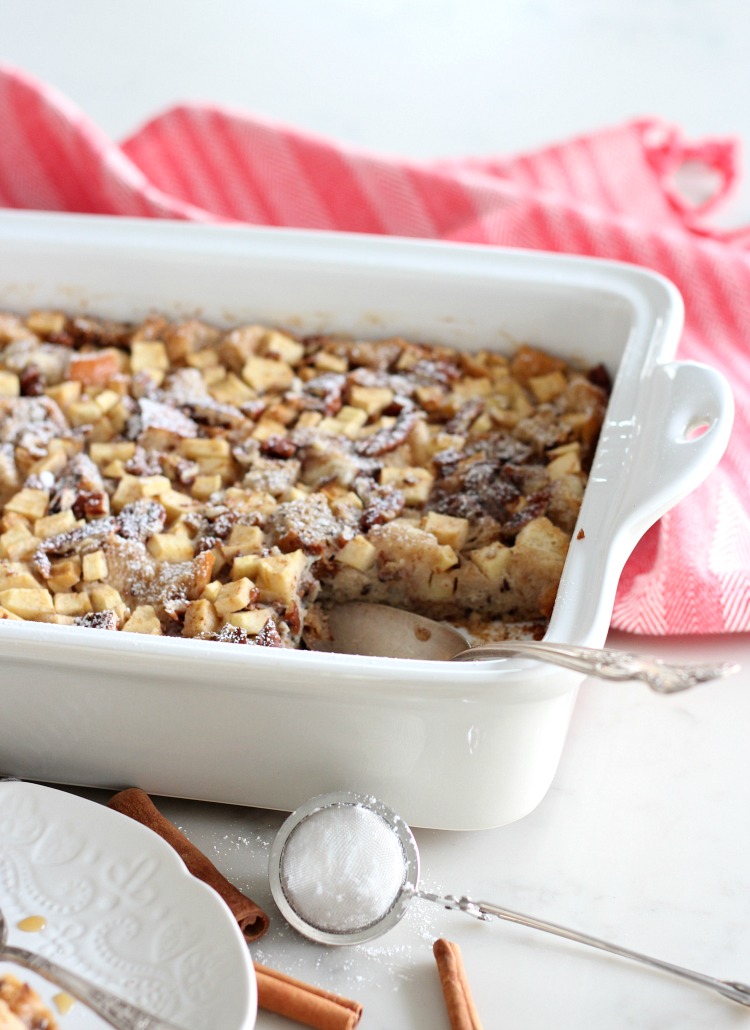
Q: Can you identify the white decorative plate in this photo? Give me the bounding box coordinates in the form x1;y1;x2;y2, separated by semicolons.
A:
0;781;256;1028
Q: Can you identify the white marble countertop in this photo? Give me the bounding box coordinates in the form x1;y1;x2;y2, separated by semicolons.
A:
64;631;750;1029
2;2;749;1027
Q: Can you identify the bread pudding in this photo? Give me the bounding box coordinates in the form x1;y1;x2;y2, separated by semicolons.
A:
0;974;57;1030
0;310;609;649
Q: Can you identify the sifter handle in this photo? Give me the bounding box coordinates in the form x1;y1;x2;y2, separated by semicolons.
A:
415;891;750;1007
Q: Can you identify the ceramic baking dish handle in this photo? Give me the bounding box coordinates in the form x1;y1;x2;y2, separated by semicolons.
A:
627;359;734;518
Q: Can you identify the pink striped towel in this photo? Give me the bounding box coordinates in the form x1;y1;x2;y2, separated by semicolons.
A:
0;65;747;635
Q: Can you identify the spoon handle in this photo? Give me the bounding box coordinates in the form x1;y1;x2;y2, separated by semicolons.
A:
416;892;750;1006
0;944;184;1029
451;640;740;693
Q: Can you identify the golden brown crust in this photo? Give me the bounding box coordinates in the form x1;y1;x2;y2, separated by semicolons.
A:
0;974;57;1030
0;311;609;648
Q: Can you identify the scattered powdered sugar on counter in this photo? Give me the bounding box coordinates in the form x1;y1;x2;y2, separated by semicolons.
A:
252;875;447;995
209;827;277;880
173;800;450;999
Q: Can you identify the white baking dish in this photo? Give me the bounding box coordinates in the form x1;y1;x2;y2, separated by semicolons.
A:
0;211;733;829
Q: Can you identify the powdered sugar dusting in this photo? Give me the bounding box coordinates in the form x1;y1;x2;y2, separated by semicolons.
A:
137;396;198;437
279;805;406;934
186;802;448;1002
0;308;607;648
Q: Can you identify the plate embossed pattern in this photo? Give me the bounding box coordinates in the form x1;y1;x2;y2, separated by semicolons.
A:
0;782;256;1028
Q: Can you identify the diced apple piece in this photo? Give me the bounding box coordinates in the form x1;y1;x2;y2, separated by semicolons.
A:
191;474;223;501
183;598;221;637
201;580;222;603
216;324;264;371
422;512;469;551
380;467;434;505
82;550;109;582
122;604;162;634
241;355;294;392
54;591;93;616
468;541;511;582
130;340;169;374
157;489;196;520
225;608;277;634
0;563;41;591
34;509;78;540
228;555;259;582
67;400;106;427
547;450;582;479
94;389;121;414
178;438;231;460
260;330;304;365
46;380;81;407
5;488;49;520
337;535;377;571
510;344;566;384
89;441;137;465
314;351;347;373
209;372;255;406
147;534;195;562
88;585;124;612
26;310;66;336
251;418;288;442
214;577;256;616
349;385;394;418
112;474;171;512
47;557;82;592
223;524;264;559
0;587;54;619
0;523;38;561
0;371;20;396
529;370;568;403
335;406;368;436
254;550;307;606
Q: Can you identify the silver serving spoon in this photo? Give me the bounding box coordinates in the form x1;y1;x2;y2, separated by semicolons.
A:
270;791;750;1007
309;603;739;693
0;905;184;1030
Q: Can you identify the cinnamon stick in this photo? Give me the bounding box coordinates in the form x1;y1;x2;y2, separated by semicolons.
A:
254;964;363;1030
433;939;483;1030
108;787;269;942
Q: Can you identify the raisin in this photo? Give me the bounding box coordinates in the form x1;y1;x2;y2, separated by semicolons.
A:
587;363;611;392
261;435;297;459
19;363;45;396
285;603;301;636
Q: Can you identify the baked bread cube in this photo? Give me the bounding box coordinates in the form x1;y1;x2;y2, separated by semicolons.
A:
0;307;609;647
